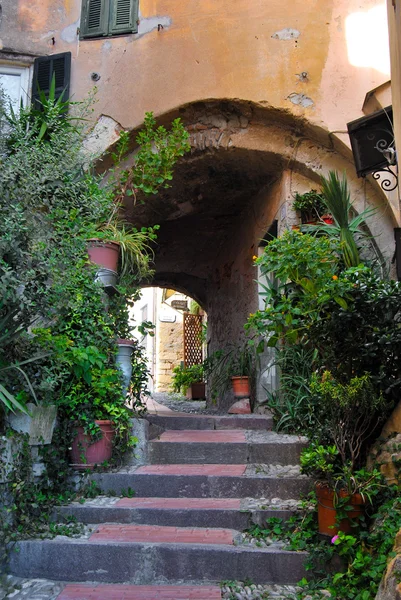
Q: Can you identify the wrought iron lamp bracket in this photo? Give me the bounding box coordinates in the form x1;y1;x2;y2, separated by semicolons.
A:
371;141;398;192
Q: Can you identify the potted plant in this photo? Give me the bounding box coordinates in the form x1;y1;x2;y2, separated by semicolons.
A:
204;341;256;402
293;190;327;224
171;364;205;399
301;444;383;536
300;371;388;535
228;342;256;398
59;344;135;469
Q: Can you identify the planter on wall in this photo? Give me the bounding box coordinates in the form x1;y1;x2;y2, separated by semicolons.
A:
7;403;57;445
69;420;115;470
231;376;250;399
316;483;365;536
116;338;136;396
87;239;120;272
186;382;206;400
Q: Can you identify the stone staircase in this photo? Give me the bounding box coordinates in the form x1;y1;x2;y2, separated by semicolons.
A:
7;411;311;600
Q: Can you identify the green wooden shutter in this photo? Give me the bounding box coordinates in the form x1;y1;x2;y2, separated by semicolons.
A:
109;0;138;35
32;52;71;108
80;0;109;38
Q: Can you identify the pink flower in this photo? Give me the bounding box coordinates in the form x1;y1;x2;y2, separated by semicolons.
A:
331;535;339;544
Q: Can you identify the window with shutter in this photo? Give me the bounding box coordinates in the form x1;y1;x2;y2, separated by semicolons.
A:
80;0;138;39
32;52;71;108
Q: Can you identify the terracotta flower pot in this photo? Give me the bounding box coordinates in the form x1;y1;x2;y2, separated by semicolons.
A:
315;483;365;536
186;382;206;400
70;420;115;470
231;376;250;398
87;239;120;271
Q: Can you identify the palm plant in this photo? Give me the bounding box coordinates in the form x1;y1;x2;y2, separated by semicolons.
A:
317;171;376;268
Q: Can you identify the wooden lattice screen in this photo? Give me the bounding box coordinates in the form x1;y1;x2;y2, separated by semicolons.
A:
183;313;203;367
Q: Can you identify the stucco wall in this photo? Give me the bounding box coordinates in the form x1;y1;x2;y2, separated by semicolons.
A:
1;0;390;140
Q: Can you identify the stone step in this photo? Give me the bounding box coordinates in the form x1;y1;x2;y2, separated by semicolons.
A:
9;524;307;585
148;430;306;465
54;496;297;529
56;583;223;599
147;413;273;432
91;464;312;499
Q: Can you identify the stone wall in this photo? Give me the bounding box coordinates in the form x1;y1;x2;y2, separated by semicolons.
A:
156;320;184;393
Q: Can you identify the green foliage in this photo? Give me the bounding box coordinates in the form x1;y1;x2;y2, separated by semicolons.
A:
315;171;376;269
263;344;316;434
247;488;401;600
300;443;385;500
308;372;389;470
293;189;326;222
114;113;190;201
204;342;257;400
93;223;160;279
171;364;204;395
246;230;349;346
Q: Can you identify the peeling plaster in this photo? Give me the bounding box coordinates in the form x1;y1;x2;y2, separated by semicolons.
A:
137;14;171;38
83;115;122;160
61;19;79;43
271;28;300;40
287;93;314;107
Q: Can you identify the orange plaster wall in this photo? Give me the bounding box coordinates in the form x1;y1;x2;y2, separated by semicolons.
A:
1;0;390;135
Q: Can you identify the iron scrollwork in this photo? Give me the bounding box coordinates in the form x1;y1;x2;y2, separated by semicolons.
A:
372;138;398;192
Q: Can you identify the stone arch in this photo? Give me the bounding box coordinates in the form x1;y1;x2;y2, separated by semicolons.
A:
101;99;397;409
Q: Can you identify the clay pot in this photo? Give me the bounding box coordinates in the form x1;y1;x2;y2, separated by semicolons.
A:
87;239;120;271
186;382;206;400
70;420;115;470
231;376;250;398
316;483;365;536
116;339;136;396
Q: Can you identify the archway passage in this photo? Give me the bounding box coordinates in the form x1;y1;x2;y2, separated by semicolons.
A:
131;286;206;395
117;100;395;410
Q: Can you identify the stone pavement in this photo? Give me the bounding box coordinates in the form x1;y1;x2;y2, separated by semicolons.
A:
0;577;300;599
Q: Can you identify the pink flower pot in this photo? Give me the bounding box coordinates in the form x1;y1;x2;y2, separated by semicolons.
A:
87;239;120;271
70;420;115;470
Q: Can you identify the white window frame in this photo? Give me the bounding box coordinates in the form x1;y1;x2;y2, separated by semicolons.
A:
0;63;33;112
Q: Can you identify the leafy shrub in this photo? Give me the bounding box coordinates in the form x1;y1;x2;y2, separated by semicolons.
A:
171;364;204;395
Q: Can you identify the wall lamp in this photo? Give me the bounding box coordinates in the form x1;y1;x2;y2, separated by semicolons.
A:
347;106;398;191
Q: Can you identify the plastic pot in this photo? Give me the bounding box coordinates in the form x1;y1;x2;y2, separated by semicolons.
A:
70;420;115;470
316;483;365;536
87;239;120;271
186;382;206;400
